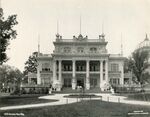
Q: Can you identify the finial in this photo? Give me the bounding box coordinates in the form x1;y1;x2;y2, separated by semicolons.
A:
38;34;40;56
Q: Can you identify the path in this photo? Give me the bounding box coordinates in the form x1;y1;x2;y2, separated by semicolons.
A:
0;93;150;110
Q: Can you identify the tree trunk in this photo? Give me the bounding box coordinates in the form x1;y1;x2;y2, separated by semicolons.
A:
140;83;146;101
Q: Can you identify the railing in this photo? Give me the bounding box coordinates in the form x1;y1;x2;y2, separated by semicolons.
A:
108;71;121;73
56;39;105;42
40;71;52;73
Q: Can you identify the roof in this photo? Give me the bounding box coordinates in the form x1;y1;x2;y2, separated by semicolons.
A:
109;54;126;60
54;34;108;45
138;34;150;49
37;53;52;60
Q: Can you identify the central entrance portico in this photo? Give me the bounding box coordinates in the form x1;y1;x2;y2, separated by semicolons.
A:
52;58;109;90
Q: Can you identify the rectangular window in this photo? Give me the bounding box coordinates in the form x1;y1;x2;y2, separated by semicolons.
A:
111;64;119;72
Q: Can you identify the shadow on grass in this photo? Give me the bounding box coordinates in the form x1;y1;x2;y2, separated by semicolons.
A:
1;100;150;117
0;94;57;107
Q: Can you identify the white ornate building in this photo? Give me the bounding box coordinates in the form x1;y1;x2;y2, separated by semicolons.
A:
33;33;127;91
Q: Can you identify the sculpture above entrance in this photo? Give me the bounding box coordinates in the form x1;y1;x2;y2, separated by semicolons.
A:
73;34;88;41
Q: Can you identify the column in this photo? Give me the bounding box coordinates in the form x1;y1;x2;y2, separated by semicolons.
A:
57;60;62;91
72;60;76;90
105;60;108;83
37;63;41;85
53;60;57;85
86;60;90;90
58;60;62;82
120;62;124;85
100;60;103;88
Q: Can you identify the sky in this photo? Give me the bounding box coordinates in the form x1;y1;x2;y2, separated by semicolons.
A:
1;0;150;71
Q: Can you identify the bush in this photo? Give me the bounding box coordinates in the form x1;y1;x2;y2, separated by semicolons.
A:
21;88;27;94
112;86;141;93
11;86;21;95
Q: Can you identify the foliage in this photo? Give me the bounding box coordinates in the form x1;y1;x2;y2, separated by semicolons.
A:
112;86;141;93
0;65;23;89
130;50;150;85
124;57;135;73
0;8;18;65
127;93;150;101
24;52;38;74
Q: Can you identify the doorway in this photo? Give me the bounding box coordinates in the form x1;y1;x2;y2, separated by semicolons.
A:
77;78;84;88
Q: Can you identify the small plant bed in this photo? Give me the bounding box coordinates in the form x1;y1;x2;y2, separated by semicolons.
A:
0;94;57;107
64;94;101;98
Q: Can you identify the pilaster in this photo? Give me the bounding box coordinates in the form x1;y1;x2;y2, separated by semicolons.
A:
86;60;90;90
72;60;76;89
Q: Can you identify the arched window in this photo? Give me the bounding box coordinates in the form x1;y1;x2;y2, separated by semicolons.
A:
90;47;97;53
64;47;71;53
77;47;84;53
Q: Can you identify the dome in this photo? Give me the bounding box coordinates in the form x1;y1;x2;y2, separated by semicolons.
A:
138;34;150;49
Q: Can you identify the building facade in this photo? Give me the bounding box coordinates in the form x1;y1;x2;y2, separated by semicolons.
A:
35;33;126;91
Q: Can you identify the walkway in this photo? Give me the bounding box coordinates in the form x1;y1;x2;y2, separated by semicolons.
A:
0;93;150;110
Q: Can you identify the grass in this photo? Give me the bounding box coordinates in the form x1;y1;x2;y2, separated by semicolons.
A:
0;94;57;107
1;100;150;117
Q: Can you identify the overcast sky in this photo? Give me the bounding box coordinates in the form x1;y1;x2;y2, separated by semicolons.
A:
2;0;150;71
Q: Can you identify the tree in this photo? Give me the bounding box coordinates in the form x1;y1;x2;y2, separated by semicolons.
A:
0;8;18;65
24;52;38;74
124;57;134;73
0;65;23;90
129;50;150;92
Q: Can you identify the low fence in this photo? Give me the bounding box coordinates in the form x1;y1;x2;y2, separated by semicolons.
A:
63;95;122;105
64;96;149;117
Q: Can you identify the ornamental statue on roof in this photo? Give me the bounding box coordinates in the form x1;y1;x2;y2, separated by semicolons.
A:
73;34;88;41
56;33;62;40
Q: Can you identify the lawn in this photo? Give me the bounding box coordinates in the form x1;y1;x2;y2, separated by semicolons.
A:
1;100;150;117
0;94;57;107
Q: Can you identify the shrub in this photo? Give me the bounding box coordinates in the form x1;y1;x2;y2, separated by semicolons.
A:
112;86;141;93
